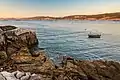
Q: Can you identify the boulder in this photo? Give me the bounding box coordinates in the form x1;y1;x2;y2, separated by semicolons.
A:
11;47;33;64
0;51;7;64
15;71;25;79
14;51;55;73
20;72;30;80
0;73;6;80
1;71;17;80
0;25;17;31
113;74;120;80
29;74;41;80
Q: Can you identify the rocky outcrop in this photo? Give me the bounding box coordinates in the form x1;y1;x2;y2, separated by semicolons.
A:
1;59;120;80
39;59;120;80
0;25;38;63
56;59;120;80
0;25;54;73
0;25;55;78
11;48;55;73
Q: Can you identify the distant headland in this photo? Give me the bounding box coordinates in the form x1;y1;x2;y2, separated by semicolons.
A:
1;12;120;21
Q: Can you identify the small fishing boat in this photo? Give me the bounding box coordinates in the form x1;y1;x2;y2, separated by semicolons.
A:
88;30;101;38
88;34;101;38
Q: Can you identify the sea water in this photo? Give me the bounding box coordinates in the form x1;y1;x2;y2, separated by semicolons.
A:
1;20;120;62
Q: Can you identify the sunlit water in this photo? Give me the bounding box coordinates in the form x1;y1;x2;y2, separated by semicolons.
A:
1;20;120;63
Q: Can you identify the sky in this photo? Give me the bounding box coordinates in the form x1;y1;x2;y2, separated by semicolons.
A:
0;0;120;18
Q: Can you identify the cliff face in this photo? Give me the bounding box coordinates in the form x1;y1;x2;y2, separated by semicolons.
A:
0;26;38;56
0;25;55;74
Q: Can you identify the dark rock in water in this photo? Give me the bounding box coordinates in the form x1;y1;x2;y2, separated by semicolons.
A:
30;46;45;57
31;50;41;57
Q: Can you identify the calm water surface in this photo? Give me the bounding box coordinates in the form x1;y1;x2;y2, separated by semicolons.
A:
0;20;120;62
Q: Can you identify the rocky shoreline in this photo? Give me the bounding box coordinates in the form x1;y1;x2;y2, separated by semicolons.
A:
0;25;120;80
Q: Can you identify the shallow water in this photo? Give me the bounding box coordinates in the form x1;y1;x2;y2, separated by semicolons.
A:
1;20;120;62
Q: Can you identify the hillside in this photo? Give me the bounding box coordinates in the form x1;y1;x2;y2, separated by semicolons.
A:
62;12;120;20
1;12;120;21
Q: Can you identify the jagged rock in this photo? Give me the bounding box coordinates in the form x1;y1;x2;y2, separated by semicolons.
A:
11;47;33;64
1;60;120;80
20;72;30;80
0;34;5;51
0;71;42;80
0;71;39;80
18;47;31;56
0;25;17;31
0;51;7;64
0;73;6;80
15;51;55;73
29;74;41;80
113;74;120;80
0;25;38;61
11;55;33;64
11;71;18;77
31;50;41;57
15;71;25;79
1;71;17;80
